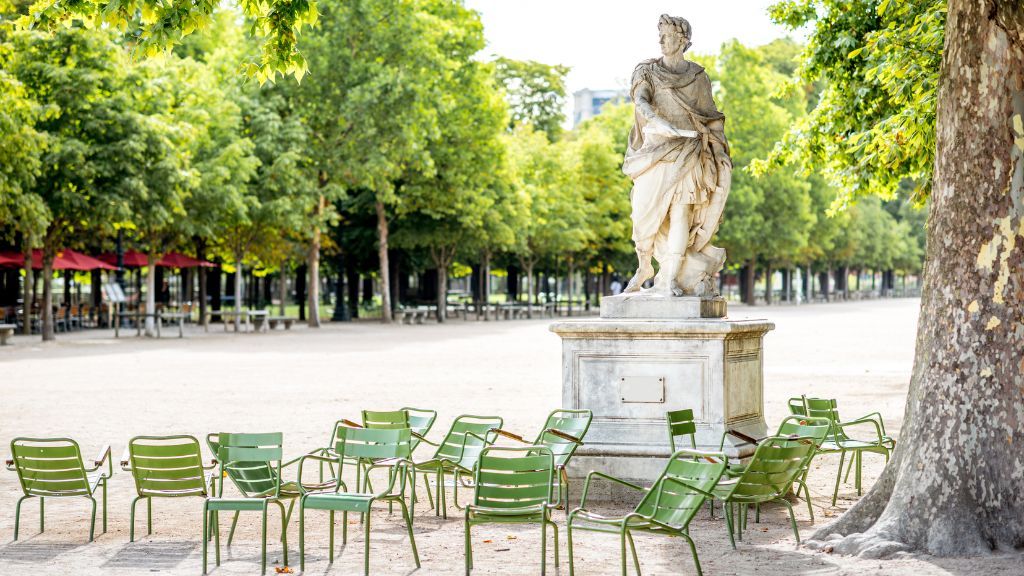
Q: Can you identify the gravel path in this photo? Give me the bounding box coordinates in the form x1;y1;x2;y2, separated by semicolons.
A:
0;299;1019;575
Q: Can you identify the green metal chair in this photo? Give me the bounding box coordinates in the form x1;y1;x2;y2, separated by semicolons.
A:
711;436;816;548
414;414;502;518
402;406;438;452
790;396;896;505
567;449;726;576
297;426;418;576
716;417;832;521
491;409;592;510
202;432;295;575
666;408;698;451
121;435;217;541
6;437;112;541
465;446;560;575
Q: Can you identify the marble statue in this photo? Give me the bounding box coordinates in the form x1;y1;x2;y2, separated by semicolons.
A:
622;14;732;297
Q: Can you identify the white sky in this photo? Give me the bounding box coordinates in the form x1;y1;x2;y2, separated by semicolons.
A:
464;1;800;120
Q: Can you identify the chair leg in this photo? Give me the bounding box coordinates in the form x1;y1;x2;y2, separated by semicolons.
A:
275;501;289;567
438;468;447;519
329;510;335;563
130;496;141;542
146;495;152;535
400;499;420;568
421;472;435;511
832;451;846;506
550;520;560;567
214;511;221;566
844;451;856;482
619;527;628;576
802;480;815;522
88;496;97;542
343;511;348;544
363;506;371;576
262;507;269;575
228;510;240;545
102;479;108;534
856;451;863;494
202;503;209;575
567;523;576;576
283;499;295;542
681;531;703;576
625;529;640;576
541;518;547;576
780;498;800;545
464;520;472;575
14;495;28;540
723;502;736;549
40;496;44;532
299;502;306;572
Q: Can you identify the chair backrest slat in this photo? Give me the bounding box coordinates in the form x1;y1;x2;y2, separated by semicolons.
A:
129;436;207;497
208;433;282;498
474;447;553;509
666;409;697;452
11;438;90;497
434;415;502;470
400;407;438;452
336;427;412;461
728;437;815;501
362;409;410;430
532;409;592;468
635;451;724;529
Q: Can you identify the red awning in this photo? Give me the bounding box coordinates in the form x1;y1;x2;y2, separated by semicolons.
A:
0;249;117;270
157;252;216;268
97;251;150;268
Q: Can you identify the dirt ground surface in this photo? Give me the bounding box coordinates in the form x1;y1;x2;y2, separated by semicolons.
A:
0;298;1020;575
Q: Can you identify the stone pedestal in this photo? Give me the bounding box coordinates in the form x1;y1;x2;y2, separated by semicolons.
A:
549;317;774;493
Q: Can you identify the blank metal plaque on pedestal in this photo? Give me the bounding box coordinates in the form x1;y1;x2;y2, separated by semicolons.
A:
619;376;665;403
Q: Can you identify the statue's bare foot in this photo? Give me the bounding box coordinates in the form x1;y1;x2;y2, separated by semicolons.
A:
649;282;685;297
624;264;654;293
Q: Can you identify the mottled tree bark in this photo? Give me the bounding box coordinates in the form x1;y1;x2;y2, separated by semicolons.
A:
375;200;392;323
307;194;324;328
813;0;1024;557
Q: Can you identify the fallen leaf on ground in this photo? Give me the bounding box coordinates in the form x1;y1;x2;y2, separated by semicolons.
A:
482;539;493;543
507;535;517;540
496;548;510;552
275;567;294;574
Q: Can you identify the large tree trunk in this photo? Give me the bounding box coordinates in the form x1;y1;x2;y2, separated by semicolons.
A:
435;252;449;324
279;260;288;317
234;254;243;332
145;251;158;337
375;200;392;323
521;259;535;319
22;247;33;336
307;195;324;328
812;0;1024;557
307;230;321;328
765;263;774;305
40;247;54;341
742;259;756;305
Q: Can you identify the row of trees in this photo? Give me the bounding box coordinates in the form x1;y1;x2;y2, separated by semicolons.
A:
1;3;926;343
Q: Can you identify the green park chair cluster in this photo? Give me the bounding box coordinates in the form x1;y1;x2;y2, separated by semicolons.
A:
4;408;593;576
4;398;891;576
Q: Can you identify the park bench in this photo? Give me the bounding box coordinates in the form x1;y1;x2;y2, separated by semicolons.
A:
218;309;270;333
0;323;15;345
267;316;297;330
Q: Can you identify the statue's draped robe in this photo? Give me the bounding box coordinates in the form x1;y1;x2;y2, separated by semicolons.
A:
623;59;730;270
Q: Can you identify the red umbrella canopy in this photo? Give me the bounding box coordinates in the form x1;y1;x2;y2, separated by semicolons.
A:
57;249;117;271
0;249;117;270
157;252;216;268
0;252;23;267
97;250;149;268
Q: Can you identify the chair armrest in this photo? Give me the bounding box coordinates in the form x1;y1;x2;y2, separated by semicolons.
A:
4;458;13;471
579;471;645;510
296;453;343;494
120;446;131;471
544;429;584;445
415;435;441;447
340;419;363;428
852;412;889;436
490;428;530;444
836;417;885;443
86;445;113;478
202;458;219;470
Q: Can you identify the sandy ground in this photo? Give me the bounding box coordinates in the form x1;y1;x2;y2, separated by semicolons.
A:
0;299;1019;575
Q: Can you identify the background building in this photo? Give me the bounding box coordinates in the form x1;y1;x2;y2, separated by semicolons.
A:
573;88;629;126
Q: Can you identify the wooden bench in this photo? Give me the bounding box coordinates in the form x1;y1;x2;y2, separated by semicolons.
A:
267;316;296;330
0;323;15;345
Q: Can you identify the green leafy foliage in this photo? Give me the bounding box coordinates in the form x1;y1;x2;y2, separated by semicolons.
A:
493;57;570;142
758;0;945;205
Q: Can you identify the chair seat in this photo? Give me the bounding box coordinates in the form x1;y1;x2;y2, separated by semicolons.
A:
821;440;889;451
207;497;278;512
303;491;375;513
569;509;654;534
467;504;547;521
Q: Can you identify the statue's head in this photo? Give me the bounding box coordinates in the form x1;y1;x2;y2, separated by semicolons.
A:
658;14;692;57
